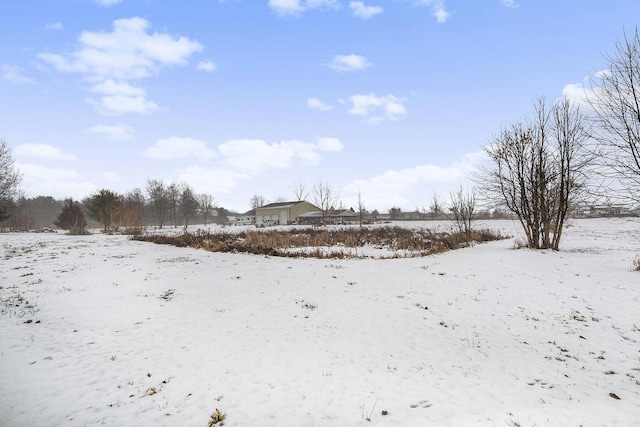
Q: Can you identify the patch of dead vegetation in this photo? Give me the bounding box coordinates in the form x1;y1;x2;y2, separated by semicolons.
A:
132;226;507;259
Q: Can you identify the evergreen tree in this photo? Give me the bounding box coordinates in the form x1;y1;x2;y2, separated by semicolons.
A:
54;199;88;235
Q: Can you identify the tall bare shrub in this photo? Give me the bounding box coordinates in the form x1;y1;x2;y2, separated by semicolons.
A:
588;28;640;203
479;97;591;250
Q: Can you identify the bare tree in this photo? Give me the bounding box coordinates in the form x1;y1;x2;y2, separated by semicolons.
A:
121;188;146;233
250;194;265;210
313;181;339;218
429;191;443;220
588;28;640;203
8;195;61;230
8;193;34;231
272;195;287;204
179;182;199;230
167;181;180;228
292;181;308;201
200;193;215;226
0;139;22;223
449;186;477;242
146;179;168;228
389;206;402;220
357;190;366;226
479;97;591;250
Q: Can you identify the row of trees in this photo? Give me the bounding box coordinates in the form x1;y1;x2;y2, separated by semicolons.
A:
49;181;223;235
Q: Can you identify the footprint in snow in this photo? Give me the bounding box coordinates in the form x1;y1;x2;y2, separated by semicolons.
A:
410;400;432;409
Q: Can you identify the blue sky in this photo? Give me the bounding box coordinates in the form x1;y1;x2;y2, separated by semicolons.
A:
1;0;639;213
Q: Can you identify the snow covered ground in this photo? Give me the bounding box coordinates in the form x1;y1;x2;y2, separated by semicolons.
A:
1;219;638;426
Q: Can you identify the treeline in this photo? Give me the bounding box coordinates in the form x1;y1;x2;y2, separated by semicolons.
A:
7;180;227;234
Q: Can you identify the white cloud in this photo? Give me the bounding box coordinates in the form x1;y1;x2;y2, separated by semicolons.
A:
329;54;372;73
17;163;78;180
316;137;343;152
197;60;217;72
348;93;407;123
417;0;450;23
268;0;339;16
87;124;135;141
561;72;606;108
45;22;63;31
1;65;36;85
143;137;217;160
14;144;77;161
141;136;342;198
219;138;342;174
562;82;590;107
88;79;158;115
95;0;123;7
91;79;144;96
38;17;203;115
500;0;519;8
269;0;303;15
307;97;333;111
306;0;339;8
349;1;383;19
95;94;159;115
342;151;486;209
16;163;95;200
176;165;245;195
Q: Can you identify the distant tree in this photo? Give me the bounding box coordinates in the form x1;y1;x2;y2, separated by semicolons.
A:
199;193;215;226
215;206;229;225
26;196;61;228
7;194;33;231
54;199;88;235
179;182;199;230
167;181;180;228
250;194;265;210
292;181;308;201
84;189;123;232
357;190;366;226
0;139;22;223
8;195;65;231
448;186;477;242
313;181;339;218
121;188;145;233
478;97;591;250
429;191;443;220
389;206;402;220
146;179;168;228
272;195;287;204
588;28;640;203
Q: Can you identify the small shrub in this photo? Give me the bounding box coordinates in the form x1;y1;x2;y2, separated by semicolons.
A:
208;408;227;426
511;238;528;250
121;226;144;236
634;255;640;271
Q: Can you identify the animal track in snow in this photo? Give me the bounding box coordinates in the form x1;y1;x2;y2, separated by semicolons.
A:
410;400;432;408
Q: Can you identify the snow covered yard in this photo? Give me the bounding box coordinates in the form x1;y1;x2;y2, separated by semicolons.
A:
0;219;638;426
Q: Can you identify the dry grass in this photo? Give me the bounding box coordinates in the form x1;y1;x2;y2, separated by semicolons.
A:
133;226;507;259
